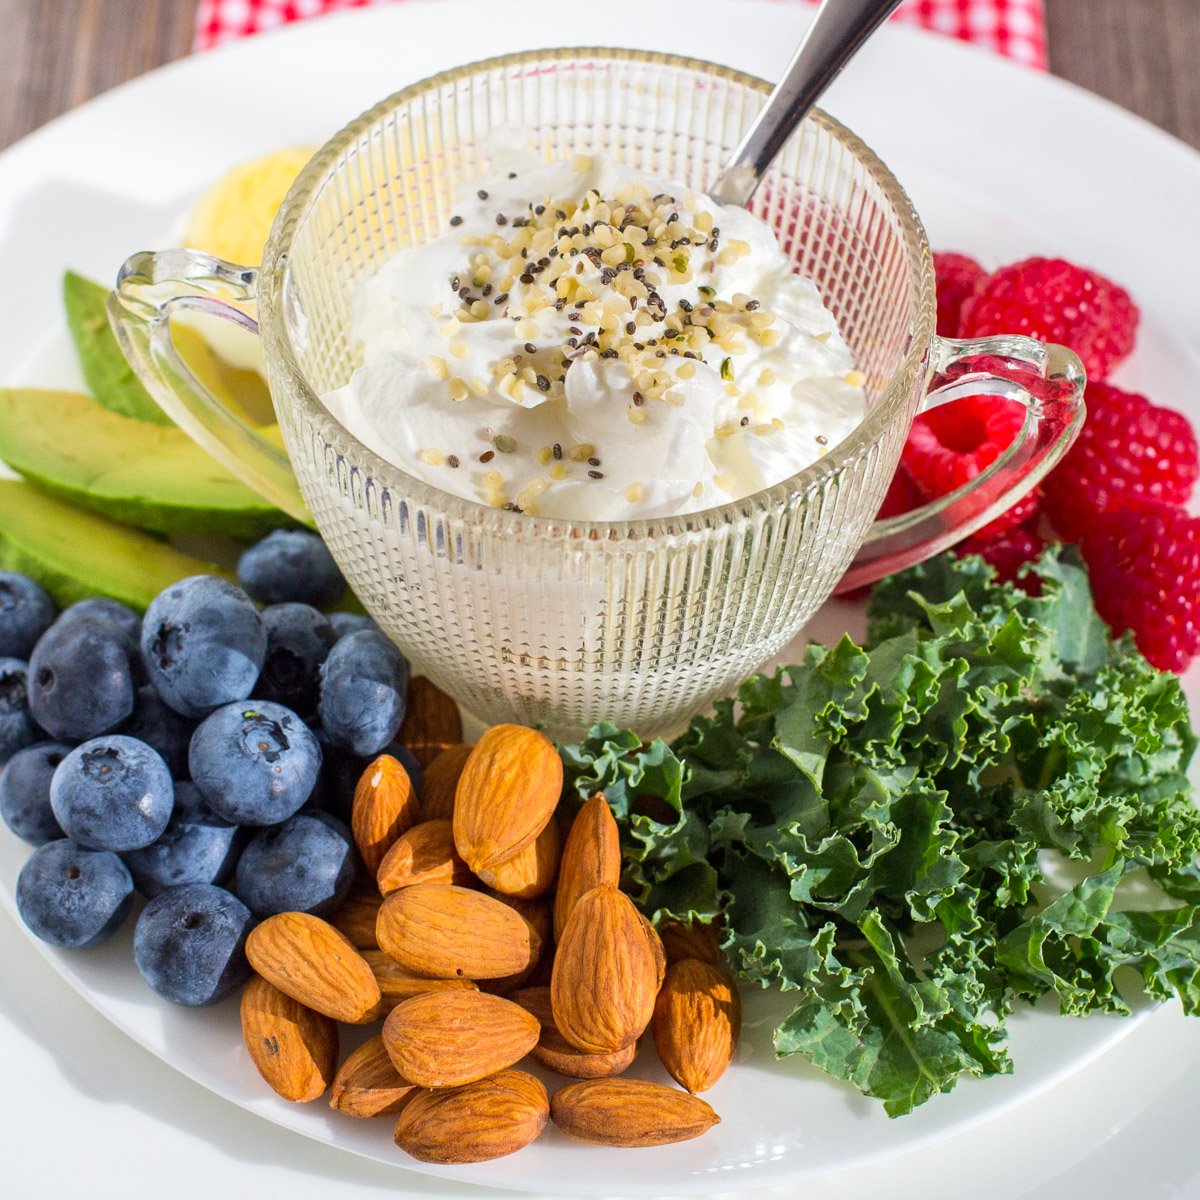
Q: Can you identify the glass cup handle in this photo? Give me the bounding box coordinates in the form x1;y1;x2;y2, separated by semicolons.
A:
836;333;1086;594
108;248;313;524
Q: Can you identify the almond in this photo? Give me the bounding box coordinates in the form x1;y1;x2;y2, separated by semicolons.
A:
246;912;382;1024
639;911;667;992
398;676;464;766
658;918;723;965
328;881;383;951
477;891;552;995
394;1068;548;1163
511;986;637;1079
420;743;472;822
550;1078;719;1147
240;974;338;1102
376;820;471;894
376;883;540;980
382;990;540;1088
486;890;553;951
651;959;741;1093
551;884;658;1053
352;753;421;874
361;949;478;1011
553;794;621;940
453;724;562;873
329;1035;416;1118
476;815;561;899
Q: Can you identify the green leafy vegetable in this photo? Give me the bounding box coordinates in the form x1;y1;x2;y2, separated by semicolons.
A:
560;549;1198;1116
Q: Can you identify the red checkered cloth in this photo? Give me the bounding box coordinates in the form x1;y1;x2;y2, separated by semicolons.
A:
194;0;1047;69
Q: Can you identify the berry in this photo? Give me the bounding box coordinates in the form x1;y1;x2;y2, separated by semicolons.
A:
50;735;174;852
329;612;379;640
960;257;1138;381
122;782;243;899
1080;500;1200;673
57;598;142;647
958;525;1045;588
257;603;336;717
234;811;357;918
1044;382;1199;542
118;685;196;779
189;700;322;825
237;530;346;608
0;657;37;764
28;615;136;740
16;838;134;948
877;464;922;519
141;576;267;719
132;883;252;1006
318;630;409;757
0;573;55;659
900;395;1035;536
0;741;70;846
933;252;986;337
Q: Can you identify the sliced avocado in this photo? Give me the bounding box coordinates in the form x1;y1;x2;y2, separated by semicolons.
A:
64;270;171;425
0;388;294;540
0;481;232;611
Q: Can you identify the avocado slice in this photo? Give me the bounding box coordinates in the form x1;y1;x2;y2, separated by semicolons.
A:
0;481;232;610
64;270;171;425
0;388;293;540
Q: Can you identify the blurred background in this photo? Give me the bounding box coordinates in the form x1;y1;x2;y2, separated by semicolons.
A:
1;0;1197;151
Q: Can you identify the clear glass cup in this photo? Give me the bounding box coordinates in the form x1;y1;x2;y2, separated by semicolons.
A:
111;49;1084;739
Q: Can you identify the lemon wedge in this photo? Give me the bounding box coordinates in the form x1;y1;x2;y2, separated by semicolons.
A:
185;147;314;265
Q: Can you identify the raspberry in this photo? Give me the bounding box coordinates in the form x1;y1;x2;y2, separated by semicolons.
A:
901;395;1036;536
1044;382;1199;542
958;524;1045;590
1080;500;1200;673
960;257;1138;381
877;463;922;519
933;252;986;337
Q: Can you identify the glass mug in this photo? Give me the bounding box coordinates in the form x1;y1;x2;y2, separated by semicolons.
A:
111;49;1084;739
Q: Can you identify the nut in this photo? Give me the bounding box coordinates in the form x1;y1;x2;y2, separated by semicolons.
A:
476;816;561;899
329;1035;416;1118
453;724;562;873
394;1068;549;1163
553;794;621;940
651;958;741;1093
550;1077;719;1147
511;986;636;1079
376;883;541;980
419;743;472;822
658;918;723;965
361;948;478;1011
240;974;338;1102
382;989;540;1087
328;881;382;951
246;912;382;1024
398;676;464;766
376;819;471;894
352;753;421;874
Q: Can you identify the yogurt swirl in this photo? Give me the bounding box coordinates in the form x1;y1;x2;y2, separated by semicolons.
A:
323;153;866;520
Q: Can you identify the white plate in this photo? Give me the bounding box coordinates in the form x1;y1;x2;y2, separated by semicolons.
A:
0;1;1198;1195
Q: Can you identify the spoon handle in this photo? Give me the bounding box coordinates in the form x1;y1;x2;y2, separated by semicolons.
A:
709;0;905;207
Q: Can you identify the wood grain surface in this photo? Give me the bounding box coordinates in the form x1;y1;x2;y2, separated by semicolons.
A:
1;0;1197;150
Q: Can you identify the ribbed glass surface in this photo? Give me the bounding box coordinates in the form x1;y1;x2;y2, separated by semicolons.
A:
260;49;934;738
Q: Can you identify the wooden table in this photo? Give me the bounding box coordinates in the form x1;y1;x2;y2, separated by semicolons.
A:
2;0;1199;151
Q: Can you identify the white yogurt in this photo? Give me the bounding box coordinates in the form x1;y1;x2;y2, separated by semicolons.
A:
323;154;866;520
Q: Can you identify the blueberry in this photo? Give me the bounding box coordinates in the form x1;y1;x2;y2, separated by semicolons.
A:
123;782;244;898
0;741;70;845
56;598;146;684
133;883;252;1006
119;685;195;778
16;838;134;948
189;700;322;825
315;736;423;824
28;616;136;740
141;576;267;719
237;530;346;607
329;612;379;640
235;811;357;917
0;657;37;764
318;631;409;757
257;603;336;717
51;735;174;852
0;572;55;659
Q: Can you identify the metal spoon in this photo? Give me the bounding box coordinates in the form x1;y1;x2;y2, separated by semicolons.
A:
709;0;906;207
